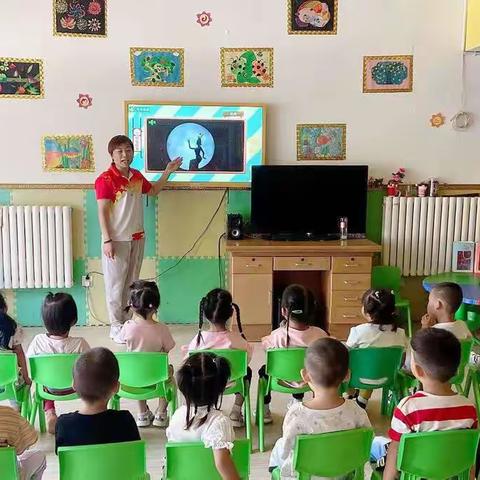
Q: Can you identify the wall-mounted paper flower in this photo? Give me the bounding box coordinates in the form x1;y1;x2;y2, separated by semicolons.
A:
430;113;445;128
196;11;212;27
77;93;93;109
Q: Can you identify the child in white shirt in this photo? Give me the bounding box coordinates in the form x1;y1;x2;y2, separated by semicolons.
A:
166;352;239;480
269;338;371;479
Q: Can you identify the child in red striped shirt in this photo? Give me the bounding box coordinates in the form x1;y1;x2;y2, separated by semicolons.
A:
383;328;477;480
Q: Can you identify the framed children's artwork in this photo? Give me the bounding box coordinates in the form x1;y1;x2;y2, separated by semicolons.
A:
296;124;346;161
42;135;95;172
288;0;338;35
452;241;475;273
363;55;414;93
220;48;274;88
53;0;107;37
125;101;266;189
0;58;44;99
130;48;184;87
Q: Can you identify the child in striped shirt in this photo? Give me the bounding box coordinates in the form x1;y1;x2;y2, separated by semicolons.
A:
383;328;477;480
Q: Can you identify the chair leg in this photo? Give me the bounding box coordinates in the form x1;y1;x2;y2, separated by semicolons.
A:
464;367;473;397
257;380;265;452
406;306;412;338
29;398;38;426
243;386;252;450
38;405;46;434
380;387;388;416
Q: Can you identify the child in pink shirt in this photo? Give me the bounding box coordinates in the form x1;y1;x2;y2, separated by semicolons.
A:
117;280;175;428
260;284;329;423
183;288;252;428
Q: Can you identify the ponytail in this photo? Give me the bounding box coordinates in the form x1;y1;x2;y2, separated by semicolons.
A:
232;302;246;340
0;311;16;350
281;284;310;348
196;297;206;348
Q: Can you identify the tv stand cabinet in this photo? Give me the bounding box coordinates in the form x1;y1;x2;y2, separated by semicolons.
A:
226;239;382;341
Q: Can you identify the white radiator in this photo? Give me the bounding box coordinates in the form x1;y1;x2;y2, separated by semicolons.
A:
382;196;480;276
0;206;73;289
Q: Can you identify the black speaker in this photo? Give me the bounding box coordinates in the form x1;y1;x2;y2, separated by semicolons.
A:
227;214;244;240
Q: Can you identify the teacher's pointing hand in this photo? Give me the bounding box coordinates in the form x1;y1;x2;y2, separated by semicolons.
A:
165;157;183;174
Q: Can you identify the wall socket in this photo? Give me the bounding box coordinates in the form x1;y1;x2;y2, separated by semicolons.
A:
81;275;92;288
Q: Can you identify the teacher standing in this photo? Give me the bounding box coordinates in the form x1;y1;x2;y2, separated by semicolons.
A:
95;135;181;341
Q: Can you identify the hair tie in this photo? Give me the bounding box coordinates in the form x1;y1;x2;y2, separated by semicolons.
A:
292;309;303;314
148;304;153;308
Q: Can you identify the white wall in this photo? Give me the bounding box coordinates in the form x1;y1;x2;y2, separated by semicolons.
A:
0;0;479;184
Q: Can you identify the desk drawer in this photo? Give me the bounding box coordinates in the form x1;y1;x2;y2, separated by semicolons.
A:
332;256;372;274
331;290;363;307
331;307;364;325
332;274;370;291
274;256;330;271
231;256;272;274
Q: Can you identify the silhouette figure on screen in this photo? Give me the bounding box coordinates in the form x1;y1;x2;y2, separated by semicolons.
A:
187;134;206;170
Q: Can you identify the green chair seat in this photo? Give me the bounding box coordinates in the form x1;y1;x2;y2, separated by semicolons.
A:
0;353;30;419
0;447;20;480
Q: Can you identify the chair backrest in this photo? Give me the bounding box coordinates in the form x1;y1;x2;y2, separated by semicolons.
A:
58;440;147;480
293;428;374;479
189;349;247;382
29;354;79;390
371;266;401;294
0;354;18;399
397;430;480;480
265;348;307;383
450;339;473;385
0;447;20;480
164;439;250;480
115;352;169;388
348;347;404;389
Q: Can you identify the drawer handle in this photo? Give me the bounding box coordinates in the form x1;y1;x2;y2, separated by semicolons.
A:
245;263;263;268
343;280;360;285
344;264;360;268
344;297;361;302
295;262;313;267
342;314;360;319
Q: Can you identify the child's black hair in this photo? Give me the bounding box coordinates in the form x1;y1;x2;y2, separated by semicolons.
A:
126;280;160;319
431;282;463;315
196;289;245;347
177;352;231;429
0;292;17;350
281;284;311;346
362;288;398;331
41;292;78;336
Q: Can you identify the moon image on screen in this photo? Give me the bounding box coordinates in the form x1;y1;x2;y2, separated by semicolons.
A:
166;123;215;170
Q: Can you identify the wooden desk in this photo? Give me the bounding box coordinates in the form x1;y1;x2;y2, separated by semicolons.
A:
226;239;382;341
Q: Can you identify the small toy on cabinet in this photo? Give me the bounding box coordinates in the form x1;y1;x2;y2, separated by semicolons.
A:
416;182;429;197
387;168;406;197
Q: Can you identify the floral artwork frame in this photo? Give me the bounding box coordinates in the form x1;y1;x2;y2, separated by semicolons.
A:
288;0;338;35
53;0;107;38
42;135;95;172
129;48;184;87
0;58;44;99
220;48;274;88
363;55;413;93
296;124;346;161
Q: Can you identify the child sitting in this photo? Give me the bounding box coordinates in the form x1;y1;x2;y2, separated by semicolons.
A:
55;347;140;451
346;289;408;408
269;338;371;479
166;352;239;480
383;329;477;480
183;289;252;428
27;292;90;434
260;284;329;423
0;405;46;480
116;280;175;428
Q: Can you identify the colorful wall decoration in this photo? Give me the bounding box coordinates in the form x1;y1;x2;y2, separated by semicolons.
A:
53;0;107;37
42;135;95;172
0;58;44;98
288;0;338;35
296;123;346;160
130;48;184;87
220;48;274;87
363;55;414;93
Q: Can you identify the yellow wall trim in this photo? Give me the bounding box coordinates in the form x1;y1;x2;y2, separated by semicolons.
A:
466;0;480;51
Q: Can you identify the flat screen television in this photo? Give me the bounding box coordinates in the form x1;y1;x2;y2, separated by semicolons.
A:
251;165;368;239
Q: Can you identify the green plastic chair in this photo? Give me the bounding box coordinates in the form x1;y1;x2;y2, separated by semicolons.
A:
256;348;309;452
29;354;79;432
110;352;177;419
58;440;149;480
0;447;19;480
347;346;404;416
465;365;480;413
372;266;413;337
164;439;250;480
0;353;30;419
271;428;374;480
189;349;252;447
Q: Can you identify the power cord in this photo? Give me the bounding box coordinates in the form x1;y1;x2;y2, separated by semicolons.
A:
218;232;226;288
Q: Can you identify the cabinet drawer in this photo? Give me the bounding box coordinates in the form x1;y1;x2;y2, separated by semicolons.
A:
331;290;363;307
331;307;364;325
274;256;330;271
332;274;370;291
231;256;272;274
329;324;355;341
332;256;372;274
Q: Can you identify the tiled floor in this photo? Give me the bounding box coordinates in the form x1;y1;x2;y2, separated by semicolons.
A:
3;325;391;479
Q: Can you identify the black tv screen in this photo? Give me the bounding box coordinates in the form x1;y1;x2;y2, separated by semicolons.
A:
251;165;368;237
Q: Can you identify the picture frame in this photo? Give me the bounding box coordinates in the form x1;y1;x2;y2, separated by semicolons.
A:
0;58;44;99
42;134;95;172
288;0;338;35
129;47;184;87
220;48;274;88
53;0;107;38
452;241;475;273
296;124;346;161
363;55;414;93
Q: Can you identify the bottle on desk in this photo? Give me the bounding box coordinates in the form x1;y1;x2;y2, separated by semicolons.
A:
339;217;348;241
